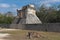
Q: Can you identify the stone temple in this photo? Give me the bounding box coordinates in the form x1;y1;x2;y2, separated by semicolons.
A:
10;4;42;28
12;4;42;24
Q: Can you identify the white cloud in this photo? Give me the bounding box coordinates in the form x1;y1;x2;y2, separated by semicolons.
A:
52;0;60;2
0;3;17;8
41;0;60;4
0;3;10;8
36;0;60;7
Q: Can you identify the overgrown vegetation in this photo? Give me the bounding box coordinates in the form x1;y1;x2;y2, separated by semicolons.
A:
0;12;14;24
36;4;60;23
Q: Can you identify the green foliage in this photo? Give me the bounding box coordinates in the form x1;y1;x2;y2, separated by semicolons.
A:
0;13;14;24
36;4;60;23
3;16;14;24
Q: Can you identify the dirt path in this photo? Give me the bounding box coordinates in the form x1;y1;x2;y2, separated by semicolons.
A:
0;29;49;40
0;29;60;40
0;33;11;40
0;29;43;40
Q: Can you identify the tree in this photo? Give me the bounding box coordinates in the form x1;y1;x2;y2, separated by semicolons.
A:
36;4;60;23
0;12;14;24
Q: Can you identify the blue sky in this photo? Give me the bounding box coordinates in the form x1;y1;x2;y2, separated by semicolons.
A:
0;0;60;15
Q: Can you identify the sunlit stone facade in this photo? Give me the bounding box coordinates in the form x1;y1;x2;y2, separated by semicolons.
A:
15;4;42;24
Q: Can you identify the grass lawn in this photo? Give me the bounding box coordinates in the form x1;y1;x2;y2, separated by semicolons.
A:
0;29;60;40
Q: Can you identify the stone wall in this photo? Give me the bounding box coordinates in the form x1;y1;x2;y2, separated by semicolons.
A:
25;23;60;32
0;23;60;32
0;24;10;28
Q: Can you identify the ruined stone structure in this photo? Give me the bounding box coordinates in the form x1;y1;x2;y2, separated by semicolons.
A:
14;4;42;24
10;4;42;29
